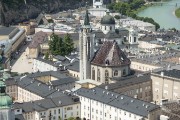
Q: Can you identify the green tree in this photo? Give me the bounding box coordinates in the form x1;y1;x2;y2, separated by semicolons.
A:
64;33;74;55
114;15;120;19
67;117;76;120
49;33;74;56
45;52;49;60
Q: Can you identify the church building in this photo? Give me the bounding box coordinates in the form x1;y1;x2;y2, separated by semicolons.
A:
0;80;14;120
88;0;109;18
79;9;131;84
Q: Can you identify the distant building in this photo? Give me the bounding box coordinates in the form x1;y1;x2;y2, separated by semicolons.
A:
120;19;156;32
99;73;152;102
0;27;25;58
151;69;180;104
13;94;80;120
26;31;48;58
88;0;109;18
76;87;161;120
5;71;77;103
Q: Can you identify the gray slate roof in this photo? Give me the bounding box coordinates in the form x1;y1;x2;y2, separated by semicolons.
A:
5;71;77;98
99;73;151;90
0;27;16;35
67;61;79;72
13;95;80;113
153;69;180;80
76;87;159;117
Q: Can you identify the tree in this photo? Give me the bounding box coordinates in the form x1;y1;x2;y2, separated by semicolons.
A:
114;15;120;19
49;33;74;56
45;52;49;60
64;33;74;55
67;117;76;120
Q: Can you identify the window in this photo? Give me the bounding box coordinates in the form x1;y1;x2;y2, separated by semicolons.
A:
105;26;106;30
92;67;95;80
110;26;112;30
123;69;126;76
105;70;109;84
134;37;136;42
97;69;100;81
54;110;56;114
114;70;118;76
58;109;60;114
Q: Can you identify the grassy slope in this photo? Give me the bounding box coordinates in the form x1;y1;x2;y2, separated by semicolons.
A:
175;8;180;18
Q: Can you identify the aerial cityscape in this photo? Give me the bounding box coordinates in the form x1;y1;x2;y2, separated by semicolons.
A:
1;0;180;120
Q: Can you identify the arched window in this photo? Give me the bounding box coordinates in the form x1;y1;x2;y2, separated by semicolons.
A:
92;67;95;80
97;69;100;81
114;70;118;76
123;69;126;76
105;70;109;84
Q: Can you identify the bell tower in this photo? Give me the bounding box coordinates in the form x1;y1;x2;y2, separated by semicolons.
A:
79;9;94;81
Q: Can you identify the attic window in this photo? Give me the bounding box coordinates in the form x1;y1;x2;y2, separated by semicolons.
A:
105;60;109;65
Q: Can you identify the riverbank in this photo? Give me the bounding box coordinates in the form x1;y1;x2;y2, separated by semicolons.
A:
175;8;180;18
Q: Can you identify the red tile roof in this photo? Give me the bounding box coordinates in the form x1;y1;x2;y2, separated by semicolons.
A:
91;41;131;66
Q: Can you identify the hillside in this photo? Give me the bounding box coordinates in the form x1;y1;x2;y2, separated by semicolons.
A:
0;0;91;25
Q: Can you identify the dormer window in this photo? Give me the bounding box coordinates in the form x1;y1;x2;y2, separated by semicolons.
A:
105;60;109;65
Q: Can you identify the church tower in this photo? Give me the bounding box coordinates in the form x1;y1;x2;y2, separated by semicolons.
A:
0;80;14;120
79;9;94;81
128;27;138;44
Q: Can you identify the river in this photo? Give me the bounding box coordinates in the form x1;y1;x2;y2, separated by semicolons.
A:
138;0;180;30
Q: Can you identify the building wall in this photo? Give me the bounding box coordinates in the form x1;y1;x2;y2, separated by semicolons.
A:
6;85;18;101
33;59;58;72
36;76;58;83
17;86;43;102
11;30;26;53
79;95;146;120
22;103;81;120
91;64;130;84
68;69;80;79
110;80;152;102
131;61;161;72
26;47;40;59
19;25;31;35
0;35;9;40
151;74;180;104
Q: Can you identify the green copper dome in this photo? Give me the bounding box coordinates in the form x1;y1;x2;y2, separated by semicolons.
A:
0;80;12;109
0;95;12;109
0;80;5;87
101;14;115;25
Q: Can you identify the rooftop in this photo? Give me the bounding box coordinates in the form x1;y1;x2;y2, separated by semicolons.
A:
76;87;159;117
91;41;131;67
13;95;80;113
0;27;16;35
99;73;151;90
153;69;180;80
